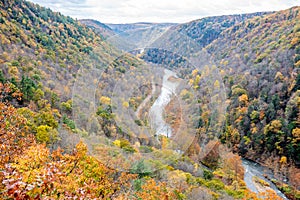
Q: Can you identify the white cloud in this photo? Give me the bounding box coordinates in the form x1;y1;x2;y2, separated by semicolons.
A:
29;0;299;23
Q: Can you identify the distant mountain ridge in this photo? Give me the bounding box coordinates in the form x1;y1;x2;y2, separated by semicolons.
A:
80;19;114;38
83;12;270;48
175;12;271;48
106;22;177;33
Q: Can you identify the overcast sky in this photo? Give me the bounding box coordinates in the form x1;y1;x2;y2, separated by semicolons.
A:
28;0;299;24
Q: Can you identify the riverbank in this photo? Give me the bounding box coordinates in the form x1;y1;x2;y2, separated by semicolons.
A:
242;158;300;200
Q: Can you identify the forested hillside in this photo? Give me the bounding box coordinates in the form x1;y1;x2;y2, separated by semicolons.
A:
0;0;117;103
178;6;300;193
0;0;299;199
210;6;300;178
176;12;270;48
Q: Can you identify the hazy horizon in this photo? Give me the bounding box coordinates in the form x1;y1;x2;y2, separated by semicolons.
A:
28;0;299;24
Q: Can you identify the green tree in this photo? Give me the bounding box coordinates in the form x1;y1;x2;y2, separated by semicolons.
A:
0;70;5;83
19;76;36;101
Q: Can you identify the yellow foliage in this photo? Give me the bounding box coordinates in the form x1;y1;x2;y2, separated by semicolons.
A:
100;96;111;105
274;71;284;81
191;69;199;77
291;37;299;46
264;120;282;135
214;80;220;88
12;144;49;179
239;94;248;104
258;190;283;200
292;127;300;142
220;69;226;76
190;74;201;89
113;139;121;147
180;89;190;98
161;136;169;149
8;66;19;77
167;170;189;190
295;60;300;67
22;18;27;25
270;120;282;131
251;126;258;134
135;179;177;199
279;156;287;165
37;60;42;66
4;139;137;199
122;101;129;108
36;125;58;144
75;140;88;157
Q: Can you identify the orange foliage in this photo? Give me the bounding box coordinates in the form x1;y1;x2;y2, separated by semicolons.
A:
222;152;244;181
258;190;283;200
0;82;23;102
1;141;137;199
135;179;177;200
239;94;249;105
200;140;221;168
0;102;35;169
288;165;300;189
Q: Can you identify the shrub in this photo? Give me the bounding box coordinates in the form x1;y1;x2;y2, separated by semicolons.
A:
62;114;75;130
203;169;213;180
205;179;225;191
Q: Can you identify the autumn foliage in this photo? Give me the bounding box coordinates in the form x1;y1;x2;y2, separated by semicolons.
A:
0;0;299;199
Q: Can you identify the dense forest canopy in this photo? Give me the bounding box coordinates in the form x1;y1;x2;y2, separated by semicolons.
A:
0;0;299;199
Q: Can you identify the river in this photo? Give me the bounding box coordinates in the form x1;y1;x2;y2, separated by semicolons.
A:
149;69;179;137
242;159;288;199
